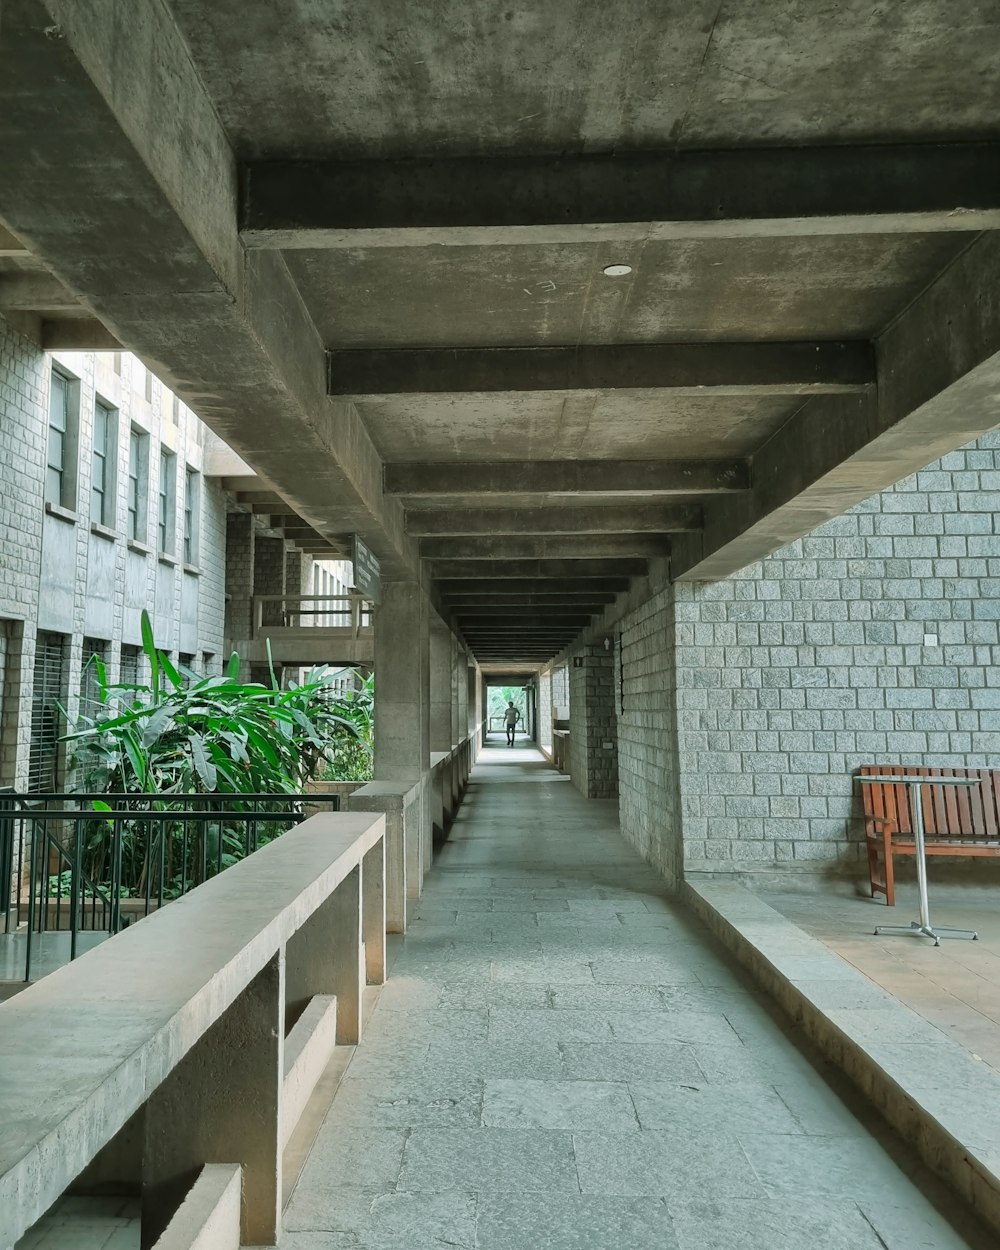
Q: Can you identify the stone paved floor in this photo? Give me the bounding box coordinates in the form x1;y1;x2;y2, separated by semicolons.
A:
767;881;1000;1073
281;746;991;1249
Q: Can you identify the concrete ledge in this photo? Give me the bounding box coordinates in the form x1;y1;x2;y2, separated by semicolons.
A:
151;1164;241;1250
350;779;421;931
684;875;1000;1237
282;995;339;1149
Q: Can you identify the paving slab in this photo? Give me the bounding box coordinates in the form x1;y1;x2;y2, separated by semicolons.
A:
280;746;992;1249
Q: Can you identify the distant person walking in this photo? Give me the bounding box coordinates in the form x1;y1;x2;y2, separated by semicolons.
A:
503;701;521;747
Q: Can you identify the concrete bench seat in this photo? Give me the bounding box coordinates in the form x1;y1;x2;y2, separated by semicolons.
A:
860;765;1000;905
0;811;386;1250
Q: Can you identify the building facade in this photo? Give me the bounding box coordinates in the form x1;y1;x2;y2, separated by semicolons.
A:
0;315;353;796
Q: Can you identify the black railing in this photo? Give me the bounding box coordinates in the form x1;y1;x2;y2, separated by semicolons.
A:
1;791;340;983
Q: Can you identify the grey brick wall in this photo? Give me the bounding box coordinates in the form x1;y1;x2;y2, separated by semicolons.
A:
617;430;1000;882
569;645;619;799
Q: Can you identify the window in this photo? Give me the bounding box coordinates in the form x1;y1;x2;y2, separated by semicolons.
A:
183;468;199;564
80;639;108;718
112;352;122;376
46;370;76;509
158;450;176;554
144;366;153;403
91;401;117;527
127;428;148;542
171;393;180;423
119;644;141;690
29;633;67;792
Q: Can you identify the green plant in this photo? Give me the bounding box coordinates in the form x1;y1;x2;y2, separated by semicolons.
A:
62;610;363;795
318;672;374;782
487;685;525;724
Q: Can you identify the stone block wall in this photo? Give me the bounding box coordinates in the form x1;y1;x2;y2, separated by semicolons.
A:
616;429;1000;883
569;645;619;799
616;590;684;884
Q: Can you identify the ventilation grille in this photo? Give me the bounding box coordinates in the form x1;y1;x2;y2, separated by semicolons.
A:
29;633;67;792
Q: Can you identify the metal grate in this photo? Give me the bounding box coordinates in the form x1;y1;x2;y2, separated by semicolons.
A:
80;638;108;719
29;633;67;793
119;644;141;690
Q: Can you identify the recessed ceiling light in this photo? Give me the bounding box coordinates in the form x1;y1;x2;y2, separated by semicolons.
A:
602;263;632;277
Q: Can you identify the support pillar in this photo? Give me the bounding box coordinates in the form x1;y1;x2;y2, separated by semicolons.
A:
142;955;282;1248
374;581;430;894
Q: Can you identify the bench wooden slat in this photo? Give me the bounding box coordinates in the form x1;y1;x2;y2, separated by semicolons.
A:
860;765;1000;907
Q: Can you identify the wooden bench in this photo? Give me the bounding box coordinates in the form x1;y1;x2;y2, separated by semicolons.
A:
860;765;1000;906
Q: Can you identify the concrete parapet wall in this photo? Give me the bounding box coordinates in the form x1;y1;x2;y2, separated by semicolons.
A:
685;876;1000;1238
150;1164;241;1250
0;810;386;1250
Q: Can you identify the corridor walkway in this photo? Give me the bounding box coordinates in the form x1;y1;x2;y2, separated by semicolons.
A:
281;747;989;1249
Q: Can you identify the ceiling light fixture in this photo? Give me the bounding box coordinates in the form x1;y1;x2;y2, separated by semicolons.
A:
602;263;632;277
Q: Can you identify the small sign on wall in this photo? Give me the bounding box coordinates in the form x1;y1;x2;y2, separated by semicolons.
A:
350;534;381;603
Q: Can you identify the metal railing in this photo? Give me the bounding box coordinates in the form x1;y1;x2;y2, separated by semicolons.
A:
252;592;374;637
1;791;340;983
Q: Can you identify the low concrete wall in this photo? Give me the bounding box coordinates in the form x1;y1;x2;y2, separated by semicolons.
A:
151;1164;241;1250
282;994;339;1149
0;810;387;1250
685;876;1000;1238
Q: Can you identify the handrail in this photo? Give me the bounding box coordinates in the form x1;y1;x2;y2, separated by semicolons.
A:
252;591;375;636
3;790;341;982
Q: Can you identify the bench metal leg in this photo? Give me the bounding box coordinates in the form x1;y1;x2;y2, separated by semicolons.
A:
874;782;978;946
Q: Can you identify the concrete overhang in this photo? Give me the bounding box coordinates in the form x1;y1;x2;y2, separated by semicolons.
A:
5;3;1000;667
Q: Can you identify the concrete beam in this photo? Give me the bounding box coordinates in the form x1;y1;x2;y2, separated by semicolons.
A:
0;270;81;311
672;231;1000;580
436;578;629;594
0;0;414;577
408;504;700;536
40;317;121;350
452;607;594;619
241;145;1000;249
387;459;747;497
330;342;873;397
442;593;617;607
430;559;646;579
0;225;28;256
421;535;668;560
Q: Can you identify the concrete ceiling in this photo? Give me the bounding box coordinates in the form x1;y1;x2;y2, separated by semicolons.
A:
285;234;969;348
3;2;1000;666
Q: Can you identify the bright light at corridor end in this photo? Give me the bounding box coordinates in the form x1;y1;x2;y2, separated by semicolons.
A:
602;263;633;277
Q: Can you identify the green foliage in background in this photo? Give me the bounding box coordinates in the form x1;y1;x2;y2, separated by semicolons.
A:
62;610;365;795
319;671;374;783
487;685;526;723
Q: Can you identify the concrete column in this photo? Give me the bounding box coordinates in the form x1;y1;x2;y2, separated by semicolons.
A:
223;511;254;644
568;644;619;799
284;865;363;1046
254;535;286;627
374;581;430;892
362;836;386;985
429;620;453;752
457;647;469;745
539;669;553;756
450;634;462;748
142;954;282;1248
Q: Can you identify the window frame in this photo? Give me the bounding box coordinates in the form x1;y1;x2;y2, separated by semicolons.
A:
127;426;149;543
90;399;118;528
46;368;80;511
183;467;199;565
158;449;177;555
